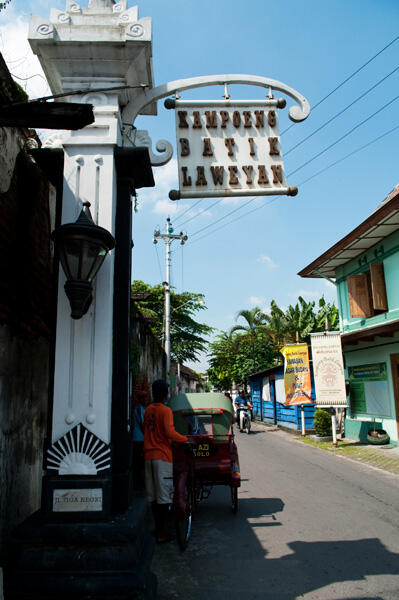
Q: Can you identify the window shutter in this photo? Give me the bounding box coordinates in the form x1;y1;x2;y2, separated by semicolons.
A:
347;274;373;318
370;262;388;311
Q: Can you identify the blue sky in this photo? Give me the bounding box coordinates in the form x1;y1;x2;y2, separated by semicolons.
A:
1;0;399;370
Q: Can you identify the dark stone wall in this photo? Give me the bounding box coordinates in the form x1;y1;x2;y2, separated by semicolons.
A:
130;305;166;398
0;152;55;338
0;326;49;559
0;151;54;561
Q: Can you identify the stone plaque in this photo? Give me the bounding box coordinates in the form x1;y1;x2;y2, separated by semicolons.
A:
53;488;103;512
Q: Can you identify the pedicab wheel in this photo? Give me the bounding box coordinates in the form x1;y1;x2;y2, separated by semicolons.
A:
231;487;238;514
176;483;193;551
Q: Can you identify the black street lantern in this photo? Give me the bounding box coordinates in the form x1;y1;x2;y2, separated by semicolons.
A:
51;202;115;319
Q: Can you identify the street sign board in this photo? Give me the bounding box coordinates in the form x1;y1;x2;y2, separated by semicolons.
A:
169;99;297;200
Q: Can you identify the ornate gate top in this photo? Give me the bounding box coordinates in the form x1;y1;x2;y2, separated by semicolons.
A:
122;73;310;126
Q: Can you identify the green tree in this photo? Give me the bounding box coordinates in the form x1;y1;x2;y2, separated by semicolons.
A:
264;300;290;347
208;332;238;391
265;296;340;345
207;296;340;389
131;280;213;364
230;307;270;372
0;1;11;11
314;297;340;332
208;307;276;390
284;296;317;342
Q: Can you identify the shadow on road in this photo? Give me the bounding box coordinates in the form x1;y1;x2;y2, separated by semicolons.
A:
237;496;284;521
154;489;399;600
235;429;265;436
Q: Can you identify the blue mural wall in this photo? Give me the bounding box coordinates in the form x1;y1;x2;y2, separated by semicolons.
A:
250;366;316;430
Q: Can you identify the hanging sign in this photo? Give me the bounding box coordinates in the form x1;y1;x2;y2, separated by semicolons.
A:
168;99;298;200
310;332;348;407
280;343;312;406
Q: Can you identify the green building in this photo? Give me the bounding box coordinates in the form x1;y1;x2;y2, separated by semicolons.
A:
299;184;399;444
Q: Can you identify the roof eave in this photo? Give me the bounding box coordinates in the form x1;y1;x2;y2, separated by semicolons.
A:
298;189;399;279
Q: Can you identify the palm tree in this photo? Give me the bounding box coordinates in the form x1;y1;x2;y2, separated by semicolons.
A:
284;296;316;342
229;307;269;376
263;300;290;347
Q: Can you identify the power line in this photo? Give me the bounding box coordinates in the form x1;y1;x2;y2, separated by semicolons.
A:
173;198;203;224
284;65;399;156
191;196;259;237
178;197;224;228
184;92;398;241
10;72;48;82
175;81;399;235
287;94;399;178
281;34;399;135
297;122;399;187
171;39;399;241
190;197;279;245
189;122;399;245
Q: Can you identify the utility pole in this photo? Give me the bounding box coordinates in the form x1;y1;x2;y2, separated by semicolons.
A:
153;217;187;385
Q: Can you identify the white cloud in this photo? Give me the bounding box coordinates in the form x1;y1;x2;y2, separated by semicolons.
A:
137;158;181;215
184;208;212;219
221;196;263;207
153;198;181;215
323;278;336;289
0;17;51;99
249;296;266;306
142;160;214;220
220;196;244;206
290;289;323;299
257;255;278;269
151;158;178;194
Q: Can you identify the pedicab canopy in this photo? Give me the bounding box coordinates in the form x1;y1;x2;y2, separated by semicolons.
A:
170;393;234;440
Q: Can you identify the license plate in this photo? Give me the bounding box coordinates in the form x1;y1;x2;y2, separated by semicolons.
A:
193;442;217;458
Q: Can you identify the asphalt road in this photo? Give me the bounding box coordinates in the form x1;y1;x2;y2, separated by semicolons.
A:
153;423;399;600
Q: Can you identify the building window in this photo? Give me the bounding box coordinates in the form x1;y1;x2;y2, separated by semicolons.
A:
347;262;388;318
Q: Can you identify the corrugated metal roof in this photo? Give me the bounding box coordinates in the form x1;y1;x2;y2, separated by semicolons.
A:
249;363;284;378
298;185;399;279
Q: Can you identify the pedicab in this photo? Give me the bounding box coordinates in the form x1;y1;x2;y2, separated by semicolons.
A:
170;392;241;551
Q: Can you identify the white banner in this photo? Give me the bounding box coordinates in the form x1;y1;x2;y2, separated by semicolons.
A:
310;332;347;407
262;377;270;404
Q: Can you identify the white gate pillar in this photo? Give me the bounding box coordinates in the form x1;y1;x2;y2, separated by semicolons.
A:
28;0;156;518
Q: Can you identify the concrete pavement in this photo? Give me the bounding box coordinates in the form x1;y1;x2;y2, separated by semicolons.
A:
260;421;399;476
299;436;399;475
152;423;399;600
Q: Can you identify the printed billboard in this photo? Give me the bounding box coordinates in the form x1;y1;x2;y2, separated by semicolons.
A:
280;343;312;406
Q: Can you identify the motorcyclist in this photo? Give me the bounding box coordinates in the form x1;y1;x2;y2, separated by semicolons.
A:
234;390;253;432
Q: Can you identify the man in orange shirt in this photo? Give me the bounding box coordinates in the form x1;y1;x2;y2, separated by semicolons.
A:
144;379;189;543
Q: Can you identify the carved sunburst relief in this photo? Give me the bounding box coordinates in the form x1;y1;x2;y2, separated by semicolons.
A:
46;424;111;475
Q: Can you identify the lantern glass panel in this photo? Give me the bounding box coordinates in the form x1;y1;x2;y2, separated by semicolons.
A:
84;242;108;282
59;237;108;282
60;238;82;280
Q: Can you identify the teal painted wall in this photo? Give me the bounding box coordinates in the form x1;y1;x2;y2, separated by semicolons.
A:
335;229;399;443
344;335;399;443
336;229;399;334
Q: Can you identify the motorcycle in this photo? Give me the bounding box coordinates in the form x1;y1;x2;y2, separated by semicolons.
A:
237;407;251;434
